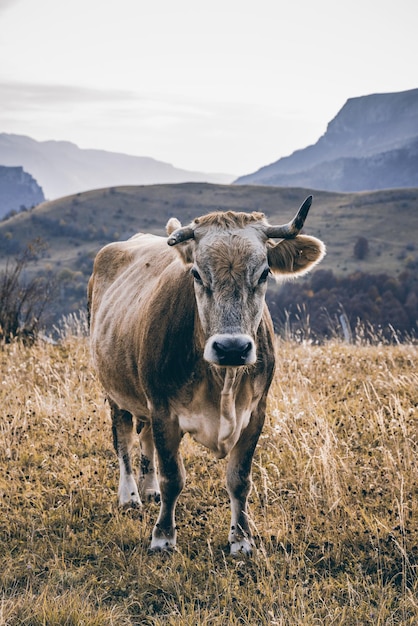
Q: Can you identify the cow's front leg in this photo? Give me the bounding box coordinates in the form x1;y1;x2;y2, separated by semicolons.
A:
111;400;141;507
137;421;160;502
226;405;265;555
150;410;184;551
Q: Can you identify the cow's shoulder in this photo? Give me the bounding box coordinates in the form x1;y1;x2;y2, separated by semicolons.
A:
89;233;176;311
92;233;167;283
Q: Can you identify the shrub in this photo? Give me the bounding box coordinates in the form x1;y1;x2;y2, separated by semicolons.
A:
0;240;54;342
353;236;369;260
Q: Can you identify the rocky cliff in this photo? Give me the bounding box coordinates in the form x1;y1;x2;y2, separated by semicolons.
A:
0;165;45;219
235;88;418;191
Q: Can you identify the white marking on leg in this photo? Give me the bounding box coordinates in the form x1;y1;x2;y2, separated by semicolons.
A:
148;411;184;551
150;527;177;552
118;455;141;507
229;500;253;555
150;479;180;551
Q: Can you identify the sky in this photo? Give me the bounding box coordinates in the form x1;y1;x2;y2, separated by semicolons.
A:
0;0;417;177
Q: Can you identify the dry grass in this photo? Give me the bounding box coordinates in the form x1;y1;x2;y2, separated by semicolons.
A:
1;324;417;625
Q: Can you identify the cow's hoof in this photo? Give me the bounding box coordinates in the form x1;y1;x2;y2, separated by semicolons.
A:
118;476;141;508
150;527;176;552
118;489;142;508
149;538;176;553
121;499;142;510
119;493;142;508
142;489;161;504
229;538;253;556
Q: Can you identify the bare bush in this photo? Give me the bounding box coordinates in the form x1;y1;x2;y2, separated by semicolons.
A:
0;239;54;342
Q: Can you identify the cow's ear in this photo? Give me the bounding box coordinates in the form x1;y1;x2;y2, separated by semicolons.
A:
267;235;326;278
166;217;195;264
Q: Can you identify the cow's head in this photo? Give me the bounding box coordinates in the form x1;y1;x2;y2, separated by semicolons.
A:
166;196;325;367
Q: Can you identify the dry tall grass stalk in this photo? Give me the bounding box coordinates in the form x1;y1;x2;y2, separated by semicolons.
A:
0;329;417;624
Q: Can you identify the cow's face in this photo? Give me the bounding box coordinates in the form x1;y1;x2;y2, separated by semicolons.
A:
190;226;269;366
167;203;325;368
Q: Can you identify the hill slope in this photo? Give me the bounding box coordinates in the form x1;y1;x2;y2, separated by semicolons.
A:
0;183;416;324
236;88;418;191
0;133;234;200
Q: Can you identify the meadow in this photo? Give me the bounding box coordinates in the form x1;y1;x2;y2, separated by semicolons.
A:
0;317;417;625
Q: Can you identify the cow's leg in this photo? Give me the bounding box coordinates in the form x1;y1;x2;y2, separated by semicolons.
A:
226;404;265;555
150;410;184;551
110;400;141;507
137;420;160;502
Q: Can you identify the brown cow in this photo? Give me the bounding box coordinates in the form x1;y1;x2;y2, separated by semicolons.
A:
88;196;325;553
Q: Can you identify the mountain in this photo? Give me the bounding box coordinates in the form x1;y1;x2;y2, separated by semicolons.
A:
0;165;45;218
235;88;418;191
0;133;234;200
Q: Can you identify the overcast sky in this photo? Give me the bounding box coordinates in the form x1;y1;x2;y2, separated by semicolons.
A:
0;0;416;176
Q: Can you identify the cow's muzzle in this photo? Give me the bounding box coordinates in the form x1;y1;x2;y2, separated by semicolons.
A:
204;334;256;367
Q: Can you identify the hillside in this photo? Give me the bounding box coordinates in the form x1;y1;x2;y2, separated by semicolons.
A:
0;183;417;326
0;133;234;200
236;88;418;191
0;165;44;218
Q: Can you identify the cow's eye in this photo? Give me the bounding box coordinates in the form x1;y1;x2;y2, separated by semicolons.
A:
191;267;202;283
258;268;270;284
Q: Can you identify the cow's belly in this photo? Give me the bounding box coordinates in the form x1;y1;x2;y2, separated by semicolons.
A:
91;353;149;418
177;404;252;458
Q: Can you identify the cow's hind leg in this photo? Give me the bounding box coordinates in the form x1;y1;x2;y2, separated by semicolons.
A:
150;409;185;551
137;421;160;502
226;405;265;555
110;400;141;507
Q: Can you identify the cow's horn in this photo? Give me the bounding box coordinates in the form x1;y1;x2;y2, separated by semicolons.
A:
167;226;195;246
264;195;313;239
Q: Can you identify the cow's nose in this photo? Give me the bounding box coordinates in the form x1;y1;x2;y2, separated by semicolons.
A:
212;337;253;366
204;333;257;367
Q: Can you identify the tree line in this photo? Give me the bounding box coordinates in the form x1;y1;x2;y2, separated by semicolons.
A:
1;240;417;343
267;269;418;342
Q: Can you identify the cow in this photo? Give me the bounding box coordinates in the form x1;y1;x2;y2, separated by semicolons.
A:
88;195;325;554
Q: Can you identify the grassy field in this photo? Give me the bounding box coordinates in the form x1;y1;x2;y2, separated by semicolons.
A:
1;320;417;625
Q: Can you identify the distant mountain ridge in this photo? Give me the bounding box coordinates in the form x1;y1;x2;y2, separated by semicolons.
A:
0;165;44;217
235;88;418;191
0;133;234;200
